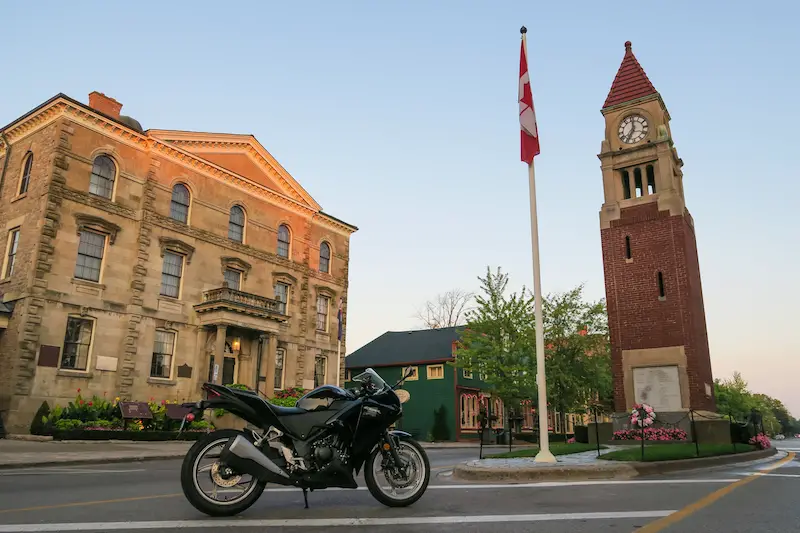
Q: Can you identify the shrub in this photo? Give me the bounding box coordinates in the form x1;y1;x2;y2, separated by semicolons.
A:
612;427;688;441
54;419;84;431
30;401;50;435
431;405;450;441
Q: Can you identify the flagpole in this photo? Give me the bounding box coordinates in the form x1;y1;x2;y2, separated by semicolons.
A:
336;340;341;388
521;27;555;464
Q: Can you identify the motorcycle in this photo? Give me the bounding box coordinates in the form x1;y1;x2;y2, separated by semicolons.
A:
178;367;429;517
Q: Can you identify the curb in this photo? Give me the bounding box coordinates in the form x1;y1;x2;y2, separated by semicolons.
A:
452;447;778;482
630;447;777;475
0;453;187;470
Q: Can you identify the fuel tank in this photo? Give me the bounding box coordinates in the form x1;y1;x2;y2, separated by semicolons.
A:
296;385;354;412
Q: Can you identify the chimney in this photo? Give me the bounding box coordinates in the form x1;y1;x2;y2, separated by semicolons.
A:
88;91;123;119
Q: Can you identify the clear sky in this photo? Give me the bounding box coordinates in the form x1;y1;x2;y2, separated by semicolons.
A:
2;1;798;413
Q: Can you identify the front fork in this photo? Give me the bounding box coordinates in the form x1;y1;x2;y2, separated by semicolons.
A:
382;431;408;472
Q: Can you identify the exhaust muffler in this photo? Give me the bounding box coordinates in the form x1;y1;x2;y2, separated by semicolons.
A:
219;435;291;482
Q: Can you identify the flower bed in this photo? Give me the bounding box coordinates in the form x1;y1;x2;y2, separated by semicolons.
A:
612;427;689;441
749;433;771;450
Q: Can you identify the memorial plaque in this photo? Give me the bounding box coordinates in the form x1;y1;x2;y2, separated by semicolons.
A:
165;404;192;420
119;401;154;420
177;363;193;378
633;365;682;411
37;345;60;367
95;356;118;372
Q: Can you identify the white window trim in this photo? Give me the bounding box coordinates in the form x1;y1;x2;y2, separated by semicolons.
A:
228;205;247;244
74;229;109;284
88;154;120;202
160;251;186;300
150;328;178;380
427;364;444;380
463;369;473;379
18;151;33;196
1;228;20;280
169;183;193;225
59;314;97;373
316;294;330;333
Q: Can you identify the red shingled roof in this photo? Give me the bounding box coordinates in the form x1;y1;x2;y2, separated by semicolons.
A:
603;41;658;109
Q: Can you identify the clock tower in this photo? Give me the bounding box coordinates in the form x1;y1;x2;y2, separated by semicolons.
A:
598;42;716;419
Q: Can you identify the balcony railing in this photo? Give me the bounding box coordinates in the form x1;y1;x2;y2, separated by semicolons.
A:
194;287;287;319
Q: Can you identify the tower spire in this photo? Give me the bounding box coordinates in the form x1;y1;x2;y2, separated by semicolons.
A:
603;41;658;109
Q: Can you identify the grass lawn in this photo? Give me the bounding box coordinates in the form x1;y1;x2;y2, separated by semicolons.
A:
601;442;758;462
486;443;605;459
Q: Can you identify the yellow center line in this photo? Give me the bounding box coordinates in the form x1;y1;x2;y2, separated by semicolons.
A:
635;451;796;533
0;493;182;514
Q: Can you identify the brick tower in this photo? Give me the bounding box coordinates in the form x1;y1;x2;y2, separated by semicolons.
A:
598;42;716;420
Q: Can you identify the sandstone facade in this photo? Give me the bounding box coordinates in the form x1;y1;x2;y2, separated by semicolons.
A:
0;92;357;433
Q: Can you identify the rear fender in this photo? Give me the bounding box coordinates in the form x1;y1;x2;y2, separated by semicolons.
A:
183;396;280;430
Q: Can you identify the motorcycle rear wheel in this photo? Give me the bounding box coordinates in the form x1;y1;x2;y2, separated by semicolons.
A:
180;429;266;517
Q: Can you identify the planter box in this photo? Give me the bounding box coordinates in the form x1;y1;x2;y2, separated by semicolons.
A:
50;430;208;441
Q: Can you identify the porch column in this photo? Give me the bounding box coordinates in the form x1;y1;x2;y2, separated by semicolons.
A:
264;333;277;398
213;324;227;384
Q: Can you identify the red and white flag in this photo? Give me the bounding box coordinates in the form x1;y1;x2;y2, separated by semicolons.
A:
519;39;540;164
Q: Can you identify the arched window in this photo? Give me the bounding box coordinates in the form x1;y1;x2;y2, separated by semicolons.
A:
169;184;190;224
621;170;631;199
625;236;632;259
319;242;331;273
277;224;290;258
89;155;116;199
228;206;245;243
634;168;644;197
19;152;33;195
657;271;666;299
646;165;657;194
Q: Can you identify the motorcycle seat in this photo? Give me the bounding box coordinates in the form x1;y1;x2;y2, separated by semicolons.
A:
266;403;306;417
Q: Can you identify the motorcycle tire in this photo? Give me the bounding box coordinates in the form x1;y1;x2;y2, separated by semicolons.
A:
180;429;267;517
365;437;430;507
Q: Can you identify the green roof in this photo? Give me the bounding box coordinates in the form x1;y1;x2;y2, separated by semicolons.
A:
346;326;464;369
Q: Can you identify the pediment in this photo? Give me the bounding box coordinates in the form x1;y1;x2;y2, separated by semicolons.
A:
148;130;320;210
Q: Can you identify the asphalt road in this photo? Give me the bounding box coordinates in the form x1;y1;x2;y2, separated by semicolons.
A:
0;444;798;532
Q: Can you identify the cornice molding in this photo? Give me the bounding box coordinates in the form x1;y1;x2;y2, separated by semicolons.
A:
272;271;299;285
74;213;122;244
158;236;196;264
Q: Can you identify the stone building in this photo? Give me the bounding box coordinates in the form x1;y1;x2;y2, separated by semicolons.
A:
0;91;357;433
597;42;715;420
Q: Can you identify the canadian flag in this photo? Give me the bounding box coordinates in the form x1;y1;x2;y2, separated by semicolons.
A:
519;39;540;164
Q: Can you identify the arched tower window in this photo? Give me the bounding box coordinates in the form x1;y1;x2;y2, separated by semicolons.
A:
277;224;290;258
621;170;631;200
646;165;656;194
657;271;666;299
634;168;644;198
169;184;190;224
319;242;331;273
228;206;245;243
625;236;632;259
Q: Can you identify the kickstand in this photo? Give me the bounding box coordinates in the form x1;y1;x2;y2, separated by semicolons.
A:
302;488;309;509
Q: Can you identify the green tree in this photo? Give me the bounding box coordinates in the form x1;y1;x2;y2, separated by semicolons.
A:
543;285;612;429
452;267;537;409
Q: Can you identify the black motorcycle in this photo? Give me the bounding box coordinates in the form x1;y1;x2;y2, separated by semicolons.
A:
178;368;429;516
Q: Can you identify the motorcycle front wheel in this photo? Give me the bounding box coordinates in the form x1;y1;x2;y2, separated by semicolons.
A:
180;429;266;517
364;437;430;507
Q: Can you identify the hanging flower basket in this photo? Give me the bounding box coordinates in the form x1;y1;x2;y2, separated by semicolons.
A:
630;403;657;428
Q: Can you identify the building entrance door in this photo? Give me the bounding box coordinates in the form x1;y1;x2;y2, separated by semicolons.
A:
222;357;236;385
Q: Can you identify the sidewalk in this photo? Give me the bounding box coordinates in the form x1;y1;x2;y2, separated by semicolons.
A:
0;437;527;469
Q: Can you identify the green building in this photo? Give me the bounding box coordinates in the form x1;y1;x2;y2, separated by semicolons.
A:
344;326;519;442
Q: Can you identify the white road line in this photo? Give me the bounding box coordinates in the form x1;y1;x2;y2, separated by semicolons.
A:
0;469;145;476
258;478;739;492
0;511;676;531
754;473;800;478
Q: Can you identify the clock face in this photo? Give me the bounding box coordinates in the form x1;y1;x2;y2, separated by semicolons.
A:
618;114;649;144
